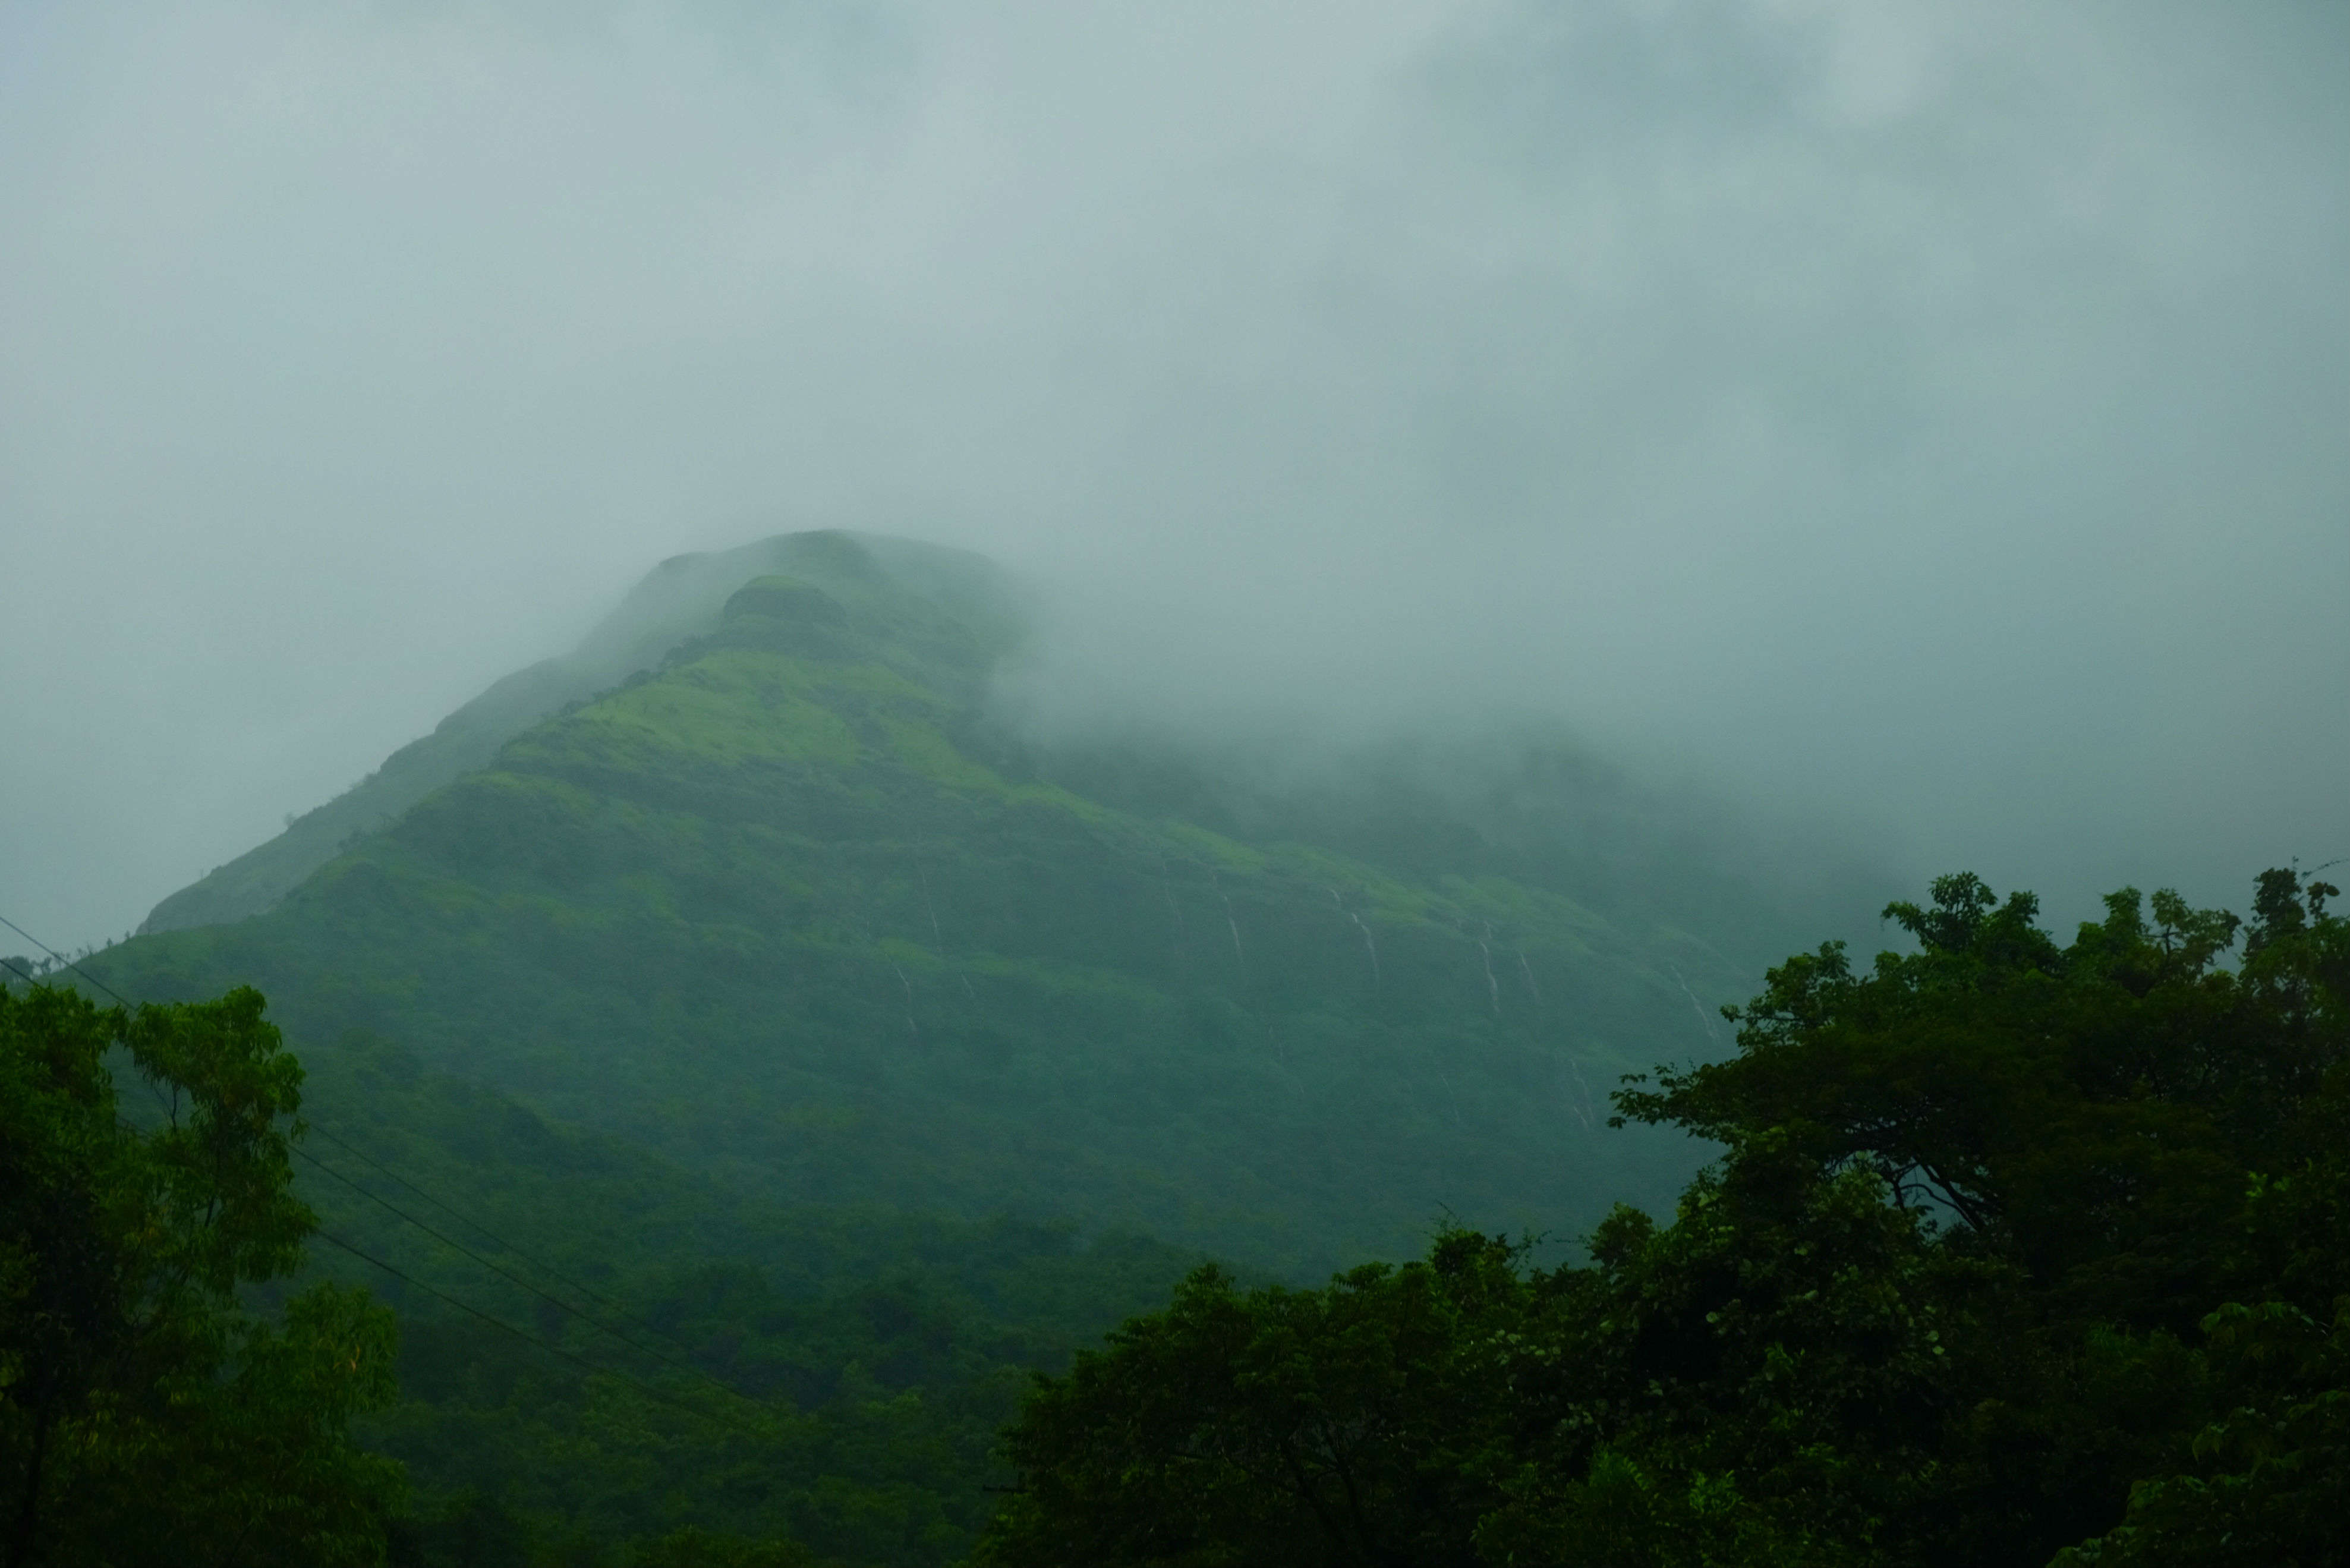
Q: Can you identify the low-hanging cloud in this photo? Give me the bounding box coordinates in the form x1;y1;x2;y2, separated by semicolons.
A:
2;0;2343;949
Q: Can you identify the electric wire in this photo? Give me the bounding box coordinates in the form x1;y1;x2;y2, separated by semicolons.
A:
0;912;138;1009
2;914;774;1423
310;1229;771;1440
1;950;175;1118
288;1141;766;1409
298;1117;718;1368
0;927;707;1364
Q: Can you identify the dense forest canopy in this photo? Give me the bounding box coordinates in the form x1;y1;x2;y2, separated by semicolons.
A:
7;864;2342;1564
980;867;2350;1567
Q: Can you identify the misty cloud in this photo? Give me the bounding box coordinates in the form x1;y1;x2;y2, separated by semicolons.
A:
2;0;2344;949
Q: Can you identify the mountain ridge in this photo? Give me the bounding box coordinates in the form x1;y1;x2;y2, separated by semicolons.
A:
142;530;1028;936
111;528;1878;1267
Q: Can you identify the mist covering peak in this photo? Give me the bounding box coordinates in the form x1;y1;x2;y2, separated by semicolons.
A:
140;529;1023;933
112;525;1888;1262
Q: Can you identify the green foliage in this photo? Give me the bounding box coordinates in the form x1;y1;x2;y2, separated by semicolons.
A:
0;983;402;1567
2055;1041;2350;1568
0;981;1192;1566
981;1156;1988;1567
986;868;2350;1567
1614;871;2342;1321
2052;1299;2350;1568
288;1031;1202;1567
622;1525;828;1566
978;1232;1530;1566
1478;1151;2000;1567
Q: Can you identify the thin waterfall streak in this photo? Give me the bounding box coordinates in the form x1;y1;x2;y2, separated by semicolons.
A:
1213;871;1244;974
1564;1054;1595;1131
1350;913;1381;987
1438;1071;1464;1129
1669;965;1721;1044
892;962;918;1037
918;866;943;947
1517;949;1541;1003
1478;941;1501;1014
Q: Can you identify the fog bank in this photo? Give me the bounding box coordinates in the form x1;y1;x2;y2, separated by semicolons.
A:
2;0;2343;949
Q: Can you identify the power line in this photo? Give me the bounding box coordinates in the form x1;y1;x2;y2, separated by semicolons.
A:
1;951;175;1118
4;945;770;1438
310;1230;773;1441
0;913;137;1010
300;1117;717;1369
2;911;766;1418
290;1141;764;1409
1;922;667;1350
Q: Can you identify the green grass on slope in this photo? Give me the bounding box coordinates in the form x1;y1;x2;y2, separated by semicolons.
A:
139;533;1028;937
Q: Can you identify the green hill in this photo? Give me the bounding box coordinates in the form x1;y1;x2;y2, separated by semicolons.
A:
43;528;1895;1560
106;529;1869;1270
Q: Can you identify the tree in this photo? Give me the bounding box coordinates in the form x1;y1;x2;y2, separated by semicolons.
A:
1606;869;2349;1560
2055;1049;2350;1568
1476;1143;2011;1568
1612;871;2345;1325
0;981;402;1567
976;1231;1532;1567
981;869;2350;1567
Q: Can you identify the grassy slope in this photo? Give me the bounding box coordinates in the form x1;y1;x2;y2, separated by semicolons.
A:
106;533;1756;1270
140;533;1030;936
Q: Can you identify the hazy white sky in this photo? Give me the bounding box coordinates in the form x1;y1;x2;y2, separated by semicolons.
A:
3;0;2344;952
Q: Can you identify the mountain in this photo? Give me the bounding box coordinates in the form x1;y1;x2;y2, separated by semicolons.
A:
108;529;1873;1268
64;527;1903;1558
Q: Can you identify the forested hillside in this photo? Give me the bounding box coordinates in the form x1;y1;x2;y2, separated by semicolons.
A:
981;868;2350;1566
97;530;1869;1268
12;867;2341;1564
288;1028;1204;1564
7;529;1919;1564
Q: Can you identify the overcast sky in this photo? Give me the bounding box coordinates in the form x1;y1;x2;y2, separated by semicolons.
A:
3;0;2344;953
